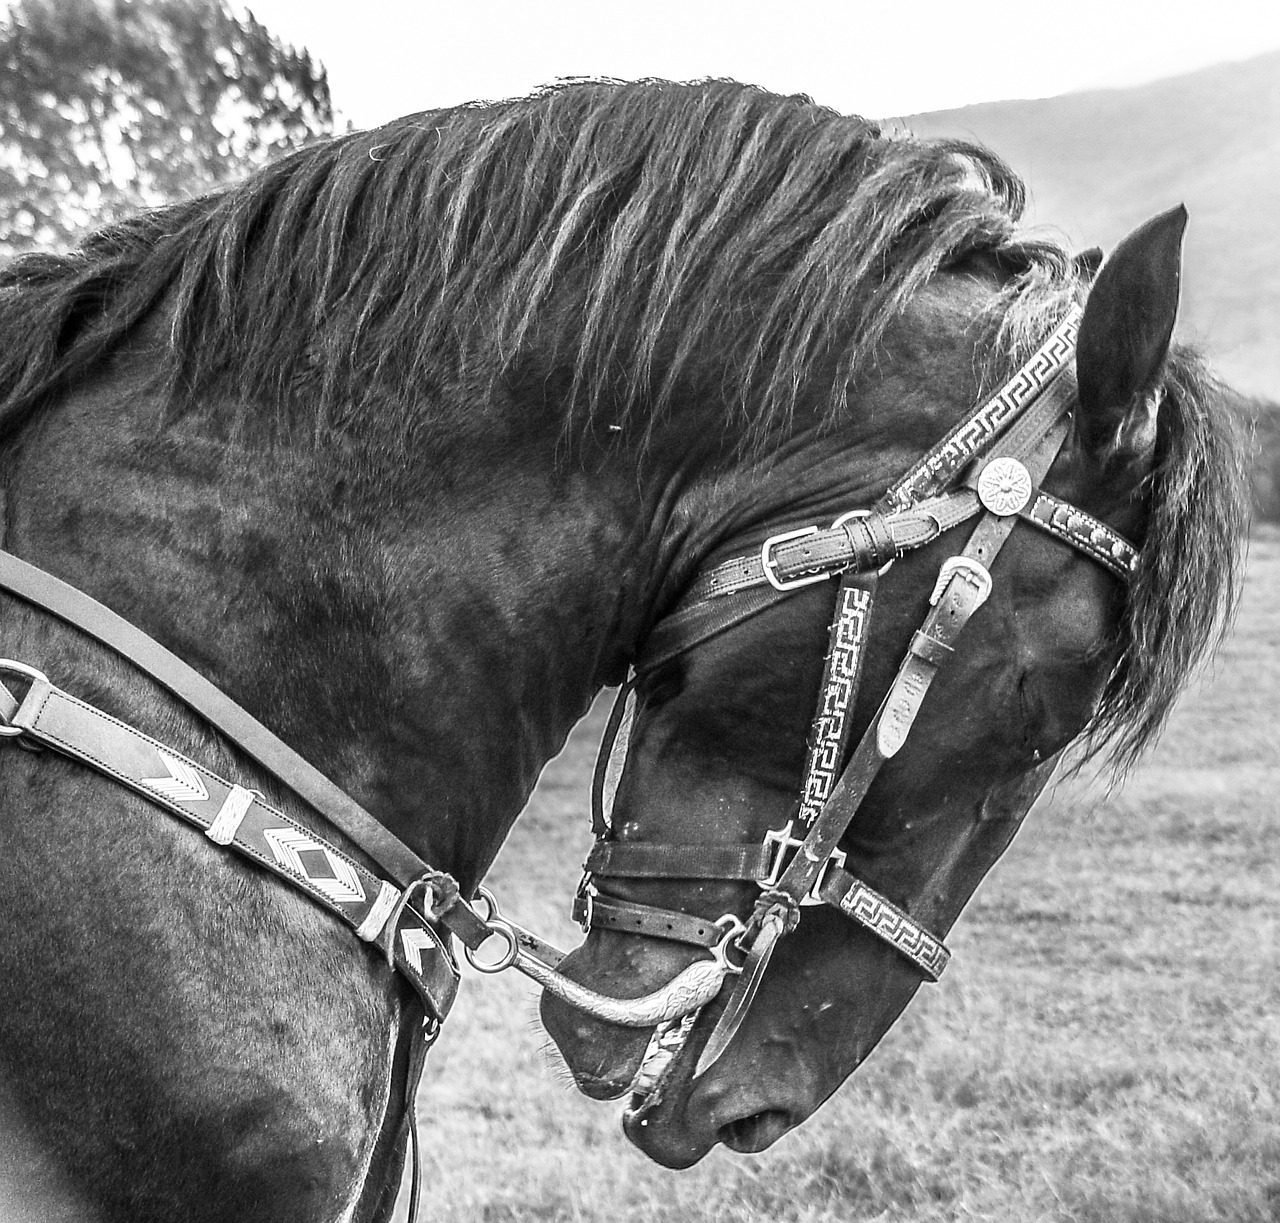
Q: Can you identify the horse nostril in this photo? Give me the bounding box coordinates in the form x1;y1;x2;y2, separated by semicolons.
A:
717;1108;795;1154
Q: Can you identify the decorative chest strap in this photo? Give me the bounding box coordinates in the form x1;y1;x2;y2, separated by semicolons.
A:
2;667;460;1023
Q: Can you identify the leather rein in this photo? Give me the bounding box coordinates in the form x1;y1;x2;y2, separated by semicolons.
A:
573;304;1141;1079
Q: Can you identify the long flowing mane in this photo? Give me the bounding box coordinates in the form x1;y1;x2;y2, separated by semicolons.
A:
0;77;1249;769
0;78;1055;444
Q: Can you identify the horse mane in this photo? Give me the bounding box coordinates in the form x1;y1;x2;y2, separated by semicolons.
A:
0;77;1249;770
0;77;1052;448
1089;349;1250;773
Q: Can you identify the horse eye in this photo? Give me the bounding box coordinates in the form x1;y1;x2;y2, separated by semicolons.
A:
1016;672;1045;752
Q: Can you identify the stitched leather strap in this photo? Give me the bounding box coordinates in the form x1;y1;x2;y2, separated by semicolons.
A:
815;864;950;981
883;308;1081;509
6;671;461;1020
1020;492;1139;578
572;892;724;948
585;841;774;881
0;549;493;952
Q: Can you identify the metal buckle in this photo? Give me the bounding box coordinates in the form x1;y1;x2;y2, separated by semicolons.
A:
764;823;847;903
760;527;827;592
575;883;596;934
760;820;807;886
808;847;847;903
0;660;48;739
928;556;992;609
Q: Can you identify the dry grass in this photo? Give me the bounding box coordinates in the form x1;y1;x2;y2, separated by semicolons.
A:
397;529;1280;1223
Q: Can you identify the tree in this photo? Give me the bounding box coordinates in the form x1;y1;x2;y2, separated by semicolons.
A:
0;0;333;253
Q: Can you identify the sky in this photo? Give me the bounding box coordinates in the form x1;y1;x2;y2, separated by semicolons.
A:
245;0;1280;129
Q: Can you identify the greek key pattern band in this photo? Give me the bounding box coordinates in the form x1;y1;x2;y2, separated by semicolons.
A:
797;580;874;828
824;872;951;981
885;306;1083;511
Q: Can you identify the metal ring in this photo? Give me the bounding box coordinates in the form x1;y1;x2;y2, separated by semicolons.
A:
712;914;748;974
0;660;49;684
0;660;45;739
470;885;501;925
463;918;520;974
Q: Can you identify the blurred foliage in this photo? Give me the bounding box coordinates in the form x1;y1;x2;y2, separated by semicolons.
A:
0;0;332;254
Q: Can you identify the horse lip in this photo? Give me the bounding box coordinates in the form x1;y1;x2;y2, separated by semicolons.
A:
573;1071;632;1101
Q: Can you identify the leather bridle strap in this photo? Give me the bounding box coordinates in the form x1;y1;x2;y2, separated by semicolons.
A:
691;432;1060;1075
0;549;492;951
0;662;462;1021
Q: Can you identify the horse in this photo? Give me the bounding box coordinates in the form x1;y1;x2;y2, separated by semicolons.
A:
0;79;1247;1219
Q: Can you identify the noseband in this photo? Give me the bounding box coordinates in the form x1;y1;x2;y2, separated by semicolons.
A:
574;305;1140;1077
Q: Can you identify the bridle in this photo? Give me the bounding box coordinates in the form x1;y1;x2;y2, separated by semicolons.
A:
571;303;1141;1079
0;303;1137;1211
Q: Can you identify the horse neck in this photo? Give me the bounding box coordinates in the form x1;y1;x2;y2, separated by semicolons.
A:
0;348;702;891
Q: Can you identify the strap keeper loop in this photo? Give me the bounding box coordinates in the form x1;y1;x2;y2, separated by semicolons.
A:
909;629;954;669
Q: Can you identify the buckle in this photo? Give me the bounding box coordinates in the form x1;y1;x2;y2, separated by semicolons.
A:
575;885;595;934
760;821;806;886
928;556;992;609
762;822;846;904
760;527;827;592
808;847;846;903
0;660;49;741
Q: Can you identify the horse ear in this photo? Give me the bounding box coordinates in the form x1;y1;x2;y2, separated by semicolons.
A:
1075;205;1187;461
1073;246;1103;280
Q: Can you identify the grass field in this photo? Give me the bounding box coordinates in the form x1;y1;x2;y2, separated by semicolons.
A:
402;529;1280;1223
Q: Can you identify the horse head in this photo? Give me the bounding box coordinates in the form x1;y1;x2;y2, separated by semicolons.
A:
541;205;1246;1166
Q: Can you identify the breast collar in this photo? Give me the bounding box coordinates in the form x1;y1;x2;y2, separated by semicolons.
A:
574;304;1140;1076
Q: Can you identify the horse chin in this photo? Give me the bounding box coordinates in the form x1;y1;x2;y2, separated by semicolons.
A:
538;964;653;1100
619;1012;808;1167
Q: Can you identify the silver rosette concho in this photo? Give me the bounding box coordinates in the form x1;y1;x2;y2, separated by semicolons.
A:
977;456;1033;517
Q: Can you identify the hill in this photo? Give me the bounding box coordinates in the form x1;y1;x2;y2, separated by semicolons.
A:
902;51;1280;399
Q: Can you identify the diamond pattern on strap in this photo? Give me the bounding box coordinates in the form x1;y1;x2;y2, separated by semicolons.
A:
263;827;367;905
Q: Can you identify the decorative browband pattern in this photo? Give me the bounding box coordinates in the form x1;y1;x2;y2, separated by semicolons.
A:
885;306;1082;511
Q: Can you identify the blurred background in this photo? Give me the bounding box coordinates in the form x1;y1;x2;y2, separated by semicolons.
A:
2;3;1277;1220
